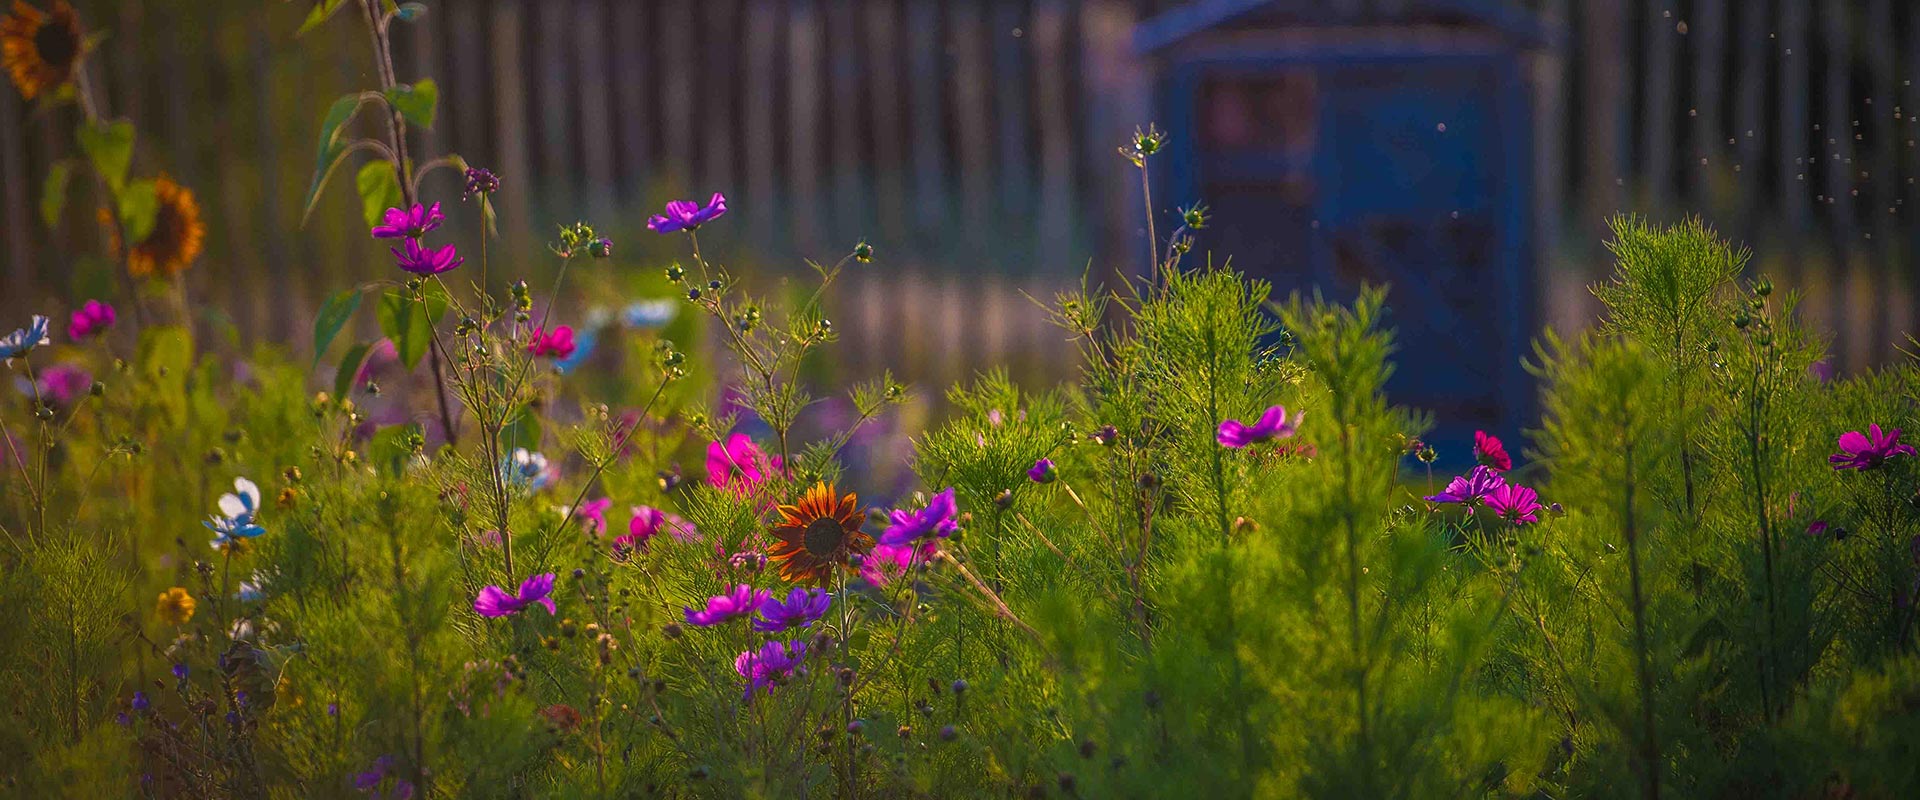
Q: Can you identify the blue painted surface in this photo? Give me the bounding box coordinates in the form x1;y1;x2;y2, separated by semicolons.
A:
1143;8;1550;464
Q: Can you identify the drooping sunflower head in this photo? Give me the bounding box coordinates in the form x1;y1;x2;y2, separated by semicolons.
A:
768;482;872;585
1;1;82;100
114;175;205;279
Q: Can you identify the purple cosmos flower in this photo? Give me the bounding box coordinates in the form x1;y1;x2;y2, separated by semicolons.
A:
473;573;558;618
684;583;770;627
390;237;463;275
646;192;728;233
525;325;576;359
131;691;149;712
0;315;51;363
572;497;612;535
735;638;808;697
1027;458;1057;484
1829;424;1917;471
369;202;445;239
1806;520;1830;538
171;663;188;680
754;587;832;633
68;300;115;340
880;487;960;546
1485;483;1542;524
1217;405;1300;448
1424;465;1507;506
463;167;500;199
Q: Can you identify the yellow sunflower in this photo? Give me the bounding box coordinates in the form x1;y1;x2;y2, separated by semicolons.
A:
0;1;82;100
155;587;195;626
767;482;873;585
104;174;205;279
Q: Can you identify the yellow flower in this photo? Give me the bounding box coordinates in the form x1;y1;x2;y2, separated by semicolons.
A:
121;175;205;279
155;587;195;626
0;1;81;101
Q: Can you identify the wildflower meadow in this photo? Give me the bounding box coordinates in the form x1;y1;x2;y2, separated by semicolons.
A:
4;2;1920;798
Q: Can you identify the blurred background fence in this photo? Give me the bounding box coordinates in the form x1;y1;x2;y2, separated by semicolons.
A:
2;0;1919;397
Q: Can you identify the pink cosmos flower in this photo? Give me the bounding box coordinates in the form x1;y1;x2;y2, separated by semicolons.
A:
646;193;728;233
1474;430;1512;472
860;540;936;587
1485;483;1542;525
525;325;576;359
573;497;612;534
705;433;776;494
25;362;91;407
1217;405;1300;448
1829;424;1917;471
614;505;695;552
67;300;115;340
473;573;557;618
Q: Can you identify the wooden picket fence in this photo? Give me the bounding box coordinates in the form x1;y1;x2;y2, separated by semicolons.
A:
4;0;1920;387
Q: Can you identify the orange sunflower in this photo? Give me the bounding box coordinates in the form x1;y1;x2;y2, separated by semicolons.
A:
0;1;82;100
767;482;873;585
102;174;205;279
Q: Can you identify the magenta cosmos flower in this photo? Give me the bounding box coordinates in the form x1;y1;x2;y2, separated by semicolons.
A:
1425;465;1506;506
25;363;91;407
525;325;576;359
614;505;695;552
684;584;769;627
1829;424;1917;471
1485;483;1542;524
1217;405;1300;448
860;540;935;586
880;487;960;546
473;573;557;618
571;497;612;534
646;193;728;233
735;638;808;697
391;238;463;275
67;300;115;340
706;433;775;493
369;202;445;239
1474;430;1512;472
754;587;832;633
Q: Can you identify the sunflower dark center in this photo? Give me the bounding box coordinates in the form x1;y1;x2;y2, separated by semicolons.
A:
803;517;845;557
35;20;78;68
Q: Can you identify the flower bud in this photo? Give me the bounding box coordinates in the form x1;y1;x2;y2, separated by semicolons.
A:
588;238;613;258
852;241;874;263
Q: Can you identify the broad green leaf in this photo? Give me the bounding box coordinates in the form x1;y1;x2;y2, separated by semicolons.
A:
39;161;71;229
76;120;134;193
334;341;373;399
384;79;438;130
296;0;351;36
302;93;369;224
355;161;402;229
117;179;159;243
376;284;447;372
311;289;362;370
